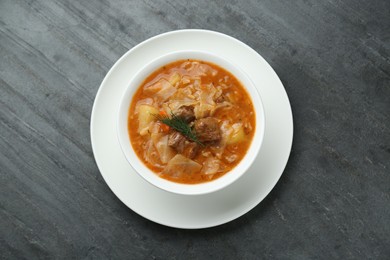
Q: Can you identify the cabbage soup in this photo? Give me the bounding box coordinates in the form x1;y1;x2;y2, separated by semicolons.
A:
128;59;255;184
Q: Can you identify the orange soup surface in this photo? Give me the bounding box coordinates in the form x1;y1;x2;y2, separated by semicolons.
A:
128;59;255;184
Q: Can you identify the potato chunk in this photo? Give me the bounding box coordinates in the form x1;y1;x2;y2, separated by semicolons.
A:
138;105;158;135
226;123;246;144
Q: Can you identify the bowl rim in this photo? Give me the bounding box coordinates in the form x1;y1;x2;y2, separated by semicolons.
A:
116;50;266;195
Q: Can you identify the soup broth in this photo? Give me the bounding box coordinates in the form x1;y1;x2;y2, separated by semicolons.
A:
128;59;255;184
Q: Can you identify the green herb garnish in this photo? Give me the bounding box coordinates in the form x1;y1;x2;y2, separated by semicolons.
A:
154;112;204;146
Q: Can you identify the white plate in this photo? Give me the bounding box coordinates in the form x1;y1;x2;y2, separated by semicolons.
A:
90;29;293;229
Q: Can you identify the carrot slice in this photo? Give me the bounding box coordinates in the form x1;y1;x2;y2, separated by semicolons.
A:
159;110;168;116
160;123;170;133
158;110;170;132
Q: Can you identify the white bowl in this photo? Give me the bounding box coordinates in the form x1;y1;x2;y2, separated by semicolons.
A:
117;50;265;196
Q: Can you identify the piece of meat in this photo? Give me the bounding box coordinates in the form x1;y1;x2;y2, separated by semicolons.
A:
168;131;186;150
194;117;221;142
175;106;195;122
168;131;199;159
182;141;199;159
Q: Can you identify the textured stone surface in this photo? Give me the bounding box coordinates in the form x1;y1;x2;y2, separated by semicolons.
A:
1;0;389;259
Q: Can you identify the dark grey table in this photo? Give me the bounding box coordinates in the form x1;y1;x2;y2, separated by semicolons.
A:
1;1;389;259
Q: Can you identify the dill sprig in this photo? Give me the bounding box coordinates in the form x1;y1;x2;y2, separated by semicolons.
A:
154;112;204;146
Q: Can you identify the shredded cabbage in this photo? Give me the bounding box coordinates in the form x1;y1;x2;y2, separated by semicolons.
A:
143;140;163;168
162;154;202;178
201;157;221;175
151;133;175;164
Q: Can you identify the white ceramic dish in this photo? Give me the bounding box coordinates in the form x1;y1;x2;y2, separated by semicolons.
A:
117;50;265;195
91;29;293;229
